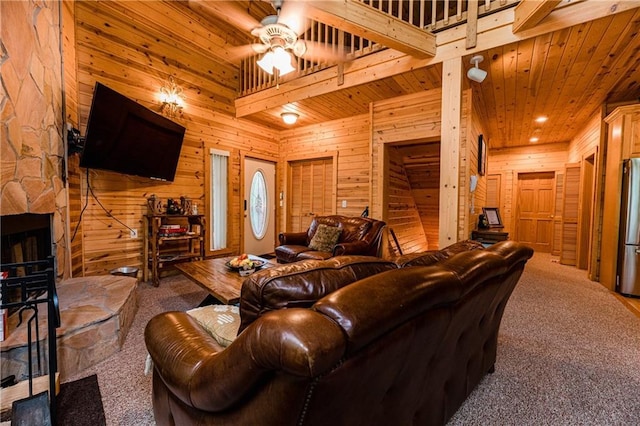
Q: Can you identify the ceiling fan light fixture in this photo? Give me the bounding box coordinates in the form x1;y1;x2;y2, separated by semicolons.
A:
467;55;487;83
281;112;299;125
272;46;295;75
257;50;276;75
257;47;295;76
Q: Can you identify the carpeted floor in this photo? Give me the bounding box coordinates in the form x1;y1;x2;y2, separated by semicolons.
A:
63;253;640;425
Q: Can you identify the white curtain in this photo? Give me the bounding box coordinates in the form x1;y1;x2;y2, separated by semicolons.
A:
210;149;229;250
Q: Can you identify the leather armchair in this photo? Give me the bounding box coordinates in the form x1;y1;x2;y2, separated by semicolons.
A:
275;215;386;263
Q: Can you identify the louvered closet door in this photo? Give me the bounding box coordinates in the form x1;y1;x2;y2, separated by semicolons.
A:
287;158;334;233
560;164;581;265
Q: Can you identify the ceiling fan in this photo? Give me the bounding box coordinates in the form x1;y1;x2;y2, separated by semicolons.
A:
190;0;344;75
249;1;308;76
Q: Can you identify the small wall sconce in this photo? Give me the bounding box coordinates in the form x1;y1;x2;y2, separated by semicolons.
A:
467;55;487;83
281;112;299;125
160;76;184;118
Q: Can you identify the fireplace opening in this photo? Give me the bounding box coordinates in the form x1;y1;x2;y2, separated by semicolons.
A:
1;214;54;313
1;214;53;265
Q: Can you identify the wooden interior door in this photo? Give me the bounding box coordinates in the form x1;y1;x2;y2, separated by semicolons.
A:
515;172;555;252
287;158;334;232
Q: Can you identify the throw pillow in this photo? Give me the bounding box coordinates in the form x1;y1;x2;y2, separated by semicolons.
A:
186;304;240;347
308;224;342;252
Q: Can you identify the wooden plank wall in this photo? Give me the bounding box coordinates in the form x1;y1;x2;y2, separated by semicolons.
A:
403;143;441;250
385;146;429;253
372;89;443;224
278;115;371;231
488;143;569;235
70;1;278;276
466;95;487;238
568;113;602;163
371;88;476;248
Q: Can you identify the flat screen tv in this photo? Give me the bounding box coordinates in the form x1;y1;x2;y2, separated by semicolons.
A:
80;82;186;182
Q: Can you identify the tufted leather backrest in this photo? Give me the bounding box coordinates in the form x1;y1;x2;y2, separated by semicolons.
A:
239;255;398;333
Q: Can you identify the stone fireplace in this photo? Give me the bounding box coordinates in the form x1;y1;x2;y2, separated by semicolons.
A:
1;0;69;278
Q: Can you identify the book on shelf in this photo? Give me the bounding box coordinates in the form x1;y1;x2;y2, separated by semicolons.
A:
159;224;182;230
158;227;188;236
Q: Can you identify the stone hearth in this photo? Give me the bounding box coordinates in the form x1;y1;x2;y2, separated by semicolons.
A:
1;275;138;381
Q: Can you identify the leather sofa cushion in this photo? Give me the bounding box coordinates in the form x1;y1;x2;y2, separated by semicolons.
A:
395;239;485;267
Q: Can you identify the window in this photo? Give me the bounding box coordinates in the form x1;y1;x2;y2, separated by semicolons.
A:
249;170;268;239
210;149;229;250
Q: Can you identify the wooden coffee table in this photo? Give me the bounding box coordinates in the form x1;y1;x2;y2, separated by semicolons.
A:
175;255;274;305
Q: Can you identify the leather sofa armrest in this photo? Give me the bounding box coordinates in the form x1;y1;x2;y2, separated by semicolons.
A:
333;240;370;256
145;312;261;412
278;231;308;245
145;310;345;412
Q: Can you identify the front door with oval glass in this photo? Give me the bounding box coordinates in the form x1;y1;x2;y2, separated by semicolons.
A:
244;158;276;256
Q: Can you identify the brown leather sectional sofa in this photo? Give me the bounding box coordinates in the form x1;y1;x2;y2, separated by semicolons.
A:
145;240;533;425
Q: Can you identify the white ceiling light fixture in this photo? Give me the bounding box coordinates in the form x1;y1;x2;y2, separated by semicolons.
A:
467;55;487;83
281;112;299;125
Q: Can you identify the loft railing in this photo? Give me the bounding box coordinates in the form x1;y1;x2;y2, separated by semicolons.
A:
360;0;517;32
239;0;518;95
240;19;381;95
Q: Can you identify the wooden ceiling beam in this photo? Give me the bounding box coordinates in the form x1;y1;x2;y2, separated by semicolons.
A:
513;0;562;33
235;0;640;117
304;0;435;58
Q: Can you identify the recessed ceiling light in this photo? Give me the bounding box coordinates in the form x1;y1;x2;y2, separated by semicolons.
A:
529;137;539;143
535;116;548;123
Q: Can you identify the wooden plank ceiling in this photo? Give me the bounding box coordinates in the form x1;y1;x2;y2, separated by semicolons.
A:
184;1;640;149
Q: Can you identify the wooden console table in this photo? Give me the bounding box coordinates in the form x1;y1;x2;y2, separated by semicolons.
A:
471;229;509;245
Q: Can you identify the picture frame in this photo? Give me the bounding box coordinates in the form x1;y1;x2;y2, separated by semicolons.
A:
478;134;487;176
482;207;503;228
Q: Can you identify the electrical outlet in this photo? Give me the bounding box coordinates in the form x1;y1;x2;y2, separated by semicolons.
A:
130;229;138;238
342;200;347;208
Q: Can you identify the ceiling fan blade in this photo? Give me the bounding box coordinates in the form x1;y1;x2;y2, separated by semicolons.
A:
227;44;267;61
188;0;260;34
300;41;347;63
277;1;310;36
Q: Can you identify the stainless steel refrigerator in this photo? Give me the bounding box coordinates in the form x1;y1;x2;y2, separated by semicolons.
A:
616;158;640;297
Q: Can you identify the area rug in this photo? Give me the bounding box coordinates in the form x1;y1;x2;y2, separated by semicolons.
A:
56;374;106;426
